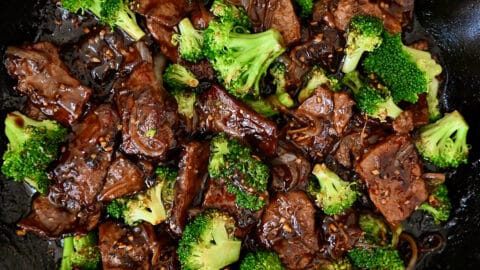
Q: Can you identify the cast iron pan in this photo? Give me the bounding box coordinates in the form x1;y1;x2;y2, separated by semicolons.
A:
0;0;479;269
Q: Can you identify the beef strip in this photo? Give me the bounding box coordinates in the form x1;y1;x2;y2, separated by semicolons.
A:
286;87;355;161
392;110;414;134
98;152;147;202
169;141;210;236
4;42;92;125
197;84;279;156
231;0;301;45
135;0;194;61
355;134;428;224
269;139;311;192
115;62;178;159
50;104;120;209
258;191;319;269
98;221;160;270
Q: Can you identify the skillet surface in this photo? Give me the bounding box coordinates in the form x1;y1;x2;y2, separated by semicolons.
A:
0;0;479;269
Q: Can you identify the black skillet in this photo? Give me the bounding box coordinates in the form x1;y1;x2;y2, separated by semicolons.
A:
0;0;479;269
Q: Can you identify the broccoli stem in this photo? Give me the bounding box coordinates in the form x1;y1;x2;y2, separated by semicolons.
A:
114;9;145;41
60;237;74;270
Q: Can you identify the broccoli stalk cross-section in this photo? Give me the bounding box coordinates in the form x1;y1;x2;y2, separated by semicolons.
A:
1;111;67;194
60;232;101;270
61;0;145;41
342;15;383;73
177;209;242;270
308;164;358;215
415;110;469;168
107;166;177;226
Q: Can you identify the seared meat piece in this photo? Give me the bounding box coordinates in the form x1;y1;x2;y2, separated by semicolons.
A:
202;178;264;237
115;62;178;159
99;221;160;270
152;225;181;269
135;0;194;61
258;191;319;269
169;141;210;236
319;211;362;259
50;104;120;209
269;140;311;192
355;134;428;224
392;110;414;134
4;42;92;125
17;196;101;238
197;85;279;156
98;153;147;202
232;0;301;45
286;87;355;161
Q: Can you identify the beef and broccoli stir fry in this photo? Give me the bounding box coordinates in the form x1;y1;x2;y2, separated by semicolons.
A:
0;0;470;269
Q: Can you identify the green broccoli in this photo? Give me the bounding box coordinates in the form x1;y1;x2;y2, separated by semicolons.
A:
347;247;405;270
268;62;294;108
208;133;269;211
177;209;242;270
322;257;353;270
403;46;443;121
418;184;451;224
294;0;314;17
210;0;252;28
239;250;285;270
1;111;67;194
60;232;101;270
308;163;358;215
415;110;469;168
171;18;204;62
363;32;430;103
171;90;197;119
62;0;145;41
297;66;339;103
358;213;389;245
243;98;279;117
203;14;285;98
342;15;384;73
106;166;177;226
163;63;199;91
342;71;402;120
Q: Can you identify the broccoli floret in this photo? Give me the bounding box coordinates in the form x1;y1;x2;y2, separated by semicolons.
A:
418;184;451;224
171;90;197;119
347;247;405;270
210;0;252;28
294;0;313;17
163;63;199;91
308;164;358;215
1;111;67;194
342;71;402;120
62;0;145;41
403;46;443;121
172;18;204;62
208;133;269;211
60;232;101;270
268;62;294;108
203;18;285;98
107;166;177;225
244;98;279;117
358;213;389;245
297;66;338;103
322;257;353;270
239;250;284;270
415;110;469;168
363;32;429;103
342;15;383;73
177;209;242;270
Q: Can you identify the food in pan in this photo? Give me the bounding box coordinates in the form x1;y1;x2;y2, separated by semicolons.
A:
0;0;471;269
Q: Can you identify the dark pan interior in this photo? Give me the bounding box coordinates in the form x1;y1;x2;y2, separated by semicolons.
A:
0;0;479;269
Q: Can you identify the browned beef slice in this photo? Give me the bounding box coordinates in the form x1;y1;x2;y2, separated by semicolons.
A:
197;85;279;156
98;153;147;202
4;42;92;125
318;211;362;259
17;195;101;238
258;191;319;269
234;0;301;45
269;139;311;192
355;134;428;224
50;104;120;209
287;87;355;161
136;0;194;61
392;110;414;134
99;221;160;270
115;62;178;159
169;141;210;235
